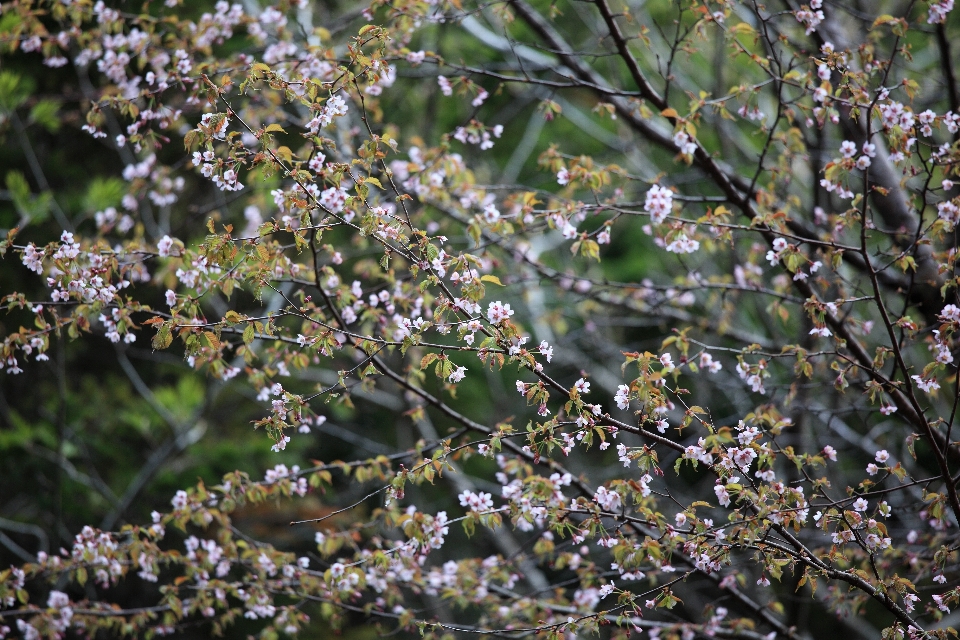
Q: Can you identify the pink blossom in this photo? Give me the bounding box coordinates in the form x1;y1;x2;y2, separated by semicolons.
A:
941;304;960;322
912;374;940;393
615;384;630;410
574;378;591;395
644;185;673;223
157;235;176;257
673;130;697;155
486;301;514;324
594;486;621;512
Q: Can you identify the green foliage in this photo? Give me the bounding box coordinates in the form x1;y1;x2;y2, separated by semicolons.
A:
0;70;32;111
5;170;51;223
28;99;61;133
83;177;126;213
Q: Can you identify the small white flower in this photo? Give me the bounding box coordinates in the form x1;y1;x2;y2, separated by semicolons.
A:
157;235;176;257
574;378;591;395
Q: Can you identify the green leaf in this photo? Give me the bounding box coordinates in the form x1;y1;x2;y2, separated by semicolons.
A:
183;129;200;151
202;331;220;350
6;171;50;223
152;325;173;350
420;353;438;370
28;99;61;132
0;71;33;111
871;14;897;28
5;170;30;202
84;177;125;213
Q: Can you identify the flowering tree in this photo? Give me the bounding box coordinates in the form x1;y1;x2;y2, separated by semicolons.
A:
4;0;960;637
